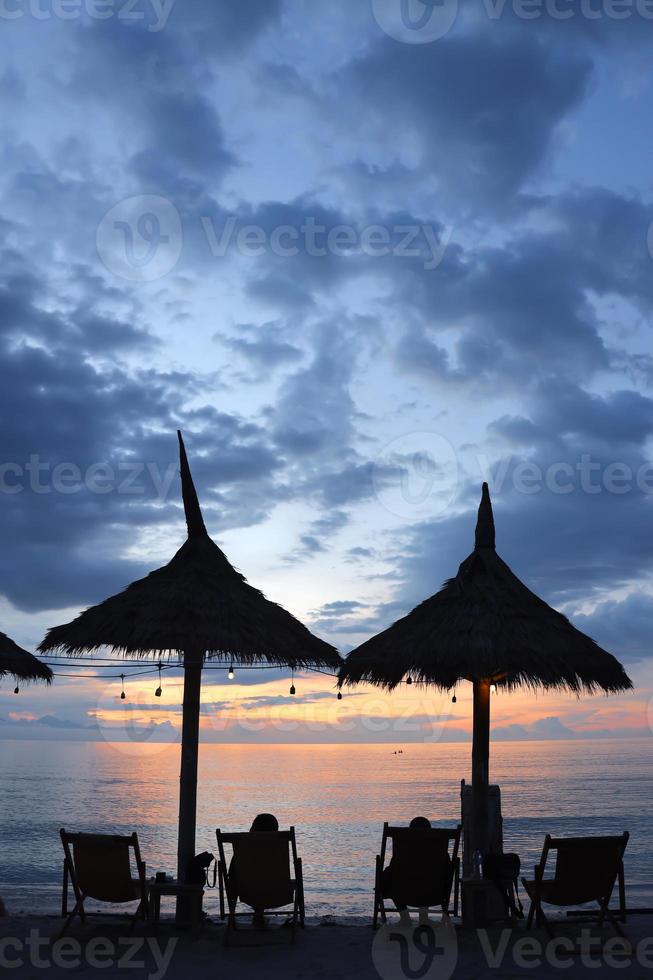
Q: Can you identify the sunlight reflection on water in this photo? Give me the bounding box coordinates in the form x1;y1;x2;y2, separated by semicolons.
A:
1;738;651;916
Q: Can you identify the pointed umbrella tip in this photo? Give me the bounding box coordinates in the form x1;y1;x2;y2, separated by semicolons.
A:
177;430;208;539
475;483;496;550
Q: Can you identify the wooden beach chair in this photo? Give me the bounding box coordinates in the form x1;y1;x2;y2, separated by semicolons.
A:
373;823;461;929
522;832;629;937
59;830;149;937
216;827;305;945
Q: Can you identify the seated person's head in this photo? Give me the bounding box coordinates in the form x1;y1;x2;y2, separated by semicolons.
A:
250;813;279;832
409;816;431;830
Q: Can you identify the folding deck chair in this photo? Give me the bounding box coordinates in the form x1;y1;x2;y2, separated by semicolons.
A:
60;830;149;937
216;827;305;945
373;822;461;929
522;832;629;938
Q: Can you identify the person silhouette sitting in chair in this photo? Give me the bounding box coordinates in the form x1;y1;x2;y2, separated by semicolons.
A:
228;813;279;929
383;816;450;927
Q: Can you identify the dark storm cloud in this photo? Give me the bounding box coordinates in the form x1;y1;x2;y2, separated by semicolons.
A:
68;18;235;193
0;252;290;612
172;0;283;54
270;322;359;460
574;593;653;662
343;34;591;206
215;321;304;375
363;481;652;644
390;187;653;393
374;375;653;640
286;510;350;562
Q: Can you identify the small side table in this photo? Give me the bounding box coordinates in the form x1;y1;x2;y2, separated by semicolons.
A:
461;877;506;927
147;879;205;933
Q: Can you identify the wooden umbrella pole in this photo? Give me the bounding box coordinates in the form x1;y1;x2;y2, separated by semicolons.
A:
471;679;491;859
177;648;203;884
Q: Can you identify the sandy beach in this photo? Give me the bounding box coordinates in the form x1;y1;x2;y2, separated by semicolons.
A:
3;912;653;980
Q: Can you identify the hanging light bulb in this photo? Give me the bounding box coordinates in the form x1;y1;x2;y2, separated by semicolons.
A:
228;664;235;680
451;692;457;704
337;692;343;701
155;663;163;698
120;674;126;700
289;668;296;696
490;684;497;694
13;686;19;695
406;675;413;686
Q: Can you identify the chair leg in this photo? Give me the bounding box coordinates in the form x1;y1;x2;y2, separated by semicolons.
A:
291;897;299;945
618;865;627;924
599;900;626;939
522;880;537;928
224;911;235;948
58;898;84;940
537;905;553;938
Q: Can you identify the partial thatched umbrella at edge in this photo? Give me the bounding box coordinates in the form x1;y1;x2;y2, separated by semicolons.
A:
0;632;53;685
40;431;341;887
338;484;633;857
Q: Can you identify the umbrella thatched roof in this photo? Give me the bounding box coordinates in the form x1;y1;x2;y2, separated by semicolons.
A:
0;632;53;683
339;484;633;695
39;432;341;669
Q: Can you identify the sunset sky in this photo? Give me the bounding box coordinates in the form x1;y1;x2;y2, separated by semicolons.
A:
1;0;653;743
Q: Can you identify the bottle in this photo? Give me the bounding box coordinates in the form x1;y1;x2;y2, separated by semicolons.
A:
472;849;483;879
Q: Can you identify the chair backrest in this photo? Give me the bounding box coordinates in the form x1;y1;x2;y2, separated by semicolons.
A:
218;829;296;911
383;824;460;908
545;833;629;905
61;831;141;904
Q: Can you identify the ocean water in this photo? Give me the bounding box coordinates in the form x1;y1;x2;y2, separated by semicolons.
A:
0;738;651;918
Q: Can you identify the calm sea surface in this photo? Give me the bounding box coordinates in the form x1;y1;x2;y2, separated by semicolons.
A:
1;738;651;917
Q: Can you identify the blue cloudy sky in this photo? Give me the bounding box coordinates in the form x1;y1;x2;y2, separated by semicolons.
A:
1;0;653;741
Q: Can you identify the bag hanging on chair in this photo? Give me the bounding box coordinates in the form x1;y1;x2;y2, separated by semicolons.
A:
483;852;524;919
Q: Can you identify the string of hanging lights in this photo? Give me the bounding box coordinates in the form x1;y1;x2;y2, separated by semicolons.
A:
23;658;344;702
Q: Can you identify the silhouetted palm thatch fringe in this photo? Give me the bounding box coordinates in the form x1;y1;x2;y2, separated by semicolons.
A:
339;484;633;695
0;632;53;683
39;432;341;670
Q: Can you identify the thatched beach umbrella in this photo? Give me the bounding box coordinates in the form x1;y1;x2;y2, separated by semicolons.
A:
339;484;633;856
40;431;341;884
0;632;52;687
